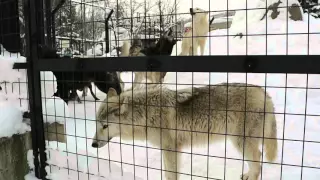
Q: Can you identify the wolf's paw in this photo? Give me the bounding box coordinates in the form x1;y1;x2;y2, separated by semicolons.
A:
240;172;258;180
240;174;249;180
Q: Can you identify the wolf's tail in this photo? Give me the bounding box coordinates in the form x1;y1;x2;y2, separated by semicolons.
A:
120;40;130;57
264;112;278;162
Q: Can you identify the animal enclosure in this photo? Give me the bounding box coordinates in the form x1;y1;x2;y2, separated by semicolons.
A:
1;0;320;179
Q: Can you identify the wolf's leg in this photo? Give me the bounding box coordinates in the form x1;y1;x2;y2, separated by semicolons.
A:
88;85;99;100
76;94;82;103
230;136;261;180
188;46;193;56
132;72;143;89
82;86;88;97
162;140;180;180
192;40;198;56
69;90;77;100
179;41;189;56
199;38;206;55
70;90;81;103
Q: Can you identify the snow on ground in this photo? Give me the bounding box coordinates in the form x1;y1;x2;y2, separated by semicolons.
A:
87;44;104;57
172;13;320;56
42;97;69;124
25;148;142;180
228;0;304;36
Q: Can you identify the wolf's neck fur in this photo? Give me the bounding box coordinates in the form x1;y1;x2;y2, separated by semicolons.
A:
122;85;173;106
120;40;130;56
192;14;209;30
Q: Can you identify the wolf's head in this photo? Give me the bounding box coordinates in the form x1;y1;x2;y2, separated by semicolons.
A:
140;27;177;56
156;27;177;55
91;88;131;148
190;8;208;19
91;86;198;148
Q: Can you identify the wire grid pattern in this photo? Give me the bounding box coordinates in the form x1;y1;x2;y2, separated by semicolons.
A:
42;73;320;180
0;1;31;178
0;0;28;113
17;0;320;179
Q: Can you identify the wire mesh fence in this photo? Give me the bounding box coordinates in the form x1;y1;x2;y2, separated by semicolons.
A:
1;0;320;179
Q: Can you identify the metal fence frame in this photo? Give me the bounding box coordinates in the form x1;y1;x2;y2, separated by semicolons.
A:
14;0;320;179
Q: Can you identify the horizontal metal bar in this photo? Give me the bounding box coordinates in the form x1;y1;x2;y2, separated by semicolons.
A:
13;62;28;69
35;55;320;74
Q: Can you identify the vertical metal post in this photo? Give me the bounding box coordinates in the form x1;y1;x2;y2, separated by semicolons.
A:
36;0;45;45
52;15;56;48
45;0;52;47
105;19;109;53
105;9;113;54
25;0;48;178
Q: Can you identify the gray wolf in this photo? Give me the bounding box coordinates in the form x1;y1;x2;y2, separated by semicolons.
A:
119;28;177;89
180;8;210;56
92;83;278;180
38;45;122;104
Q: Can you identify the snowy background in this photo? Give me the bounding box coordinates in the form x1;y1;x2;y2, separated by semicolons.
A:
27;11;320;180
1;0;320;179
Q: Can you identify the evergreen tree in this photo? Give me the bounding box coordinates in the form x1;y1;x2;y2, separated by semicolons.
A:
55;0;81;37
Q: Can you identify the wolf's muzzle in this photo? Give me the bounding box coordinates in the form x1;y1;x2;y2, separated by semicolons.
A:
91;142;98;148
190;8;195;15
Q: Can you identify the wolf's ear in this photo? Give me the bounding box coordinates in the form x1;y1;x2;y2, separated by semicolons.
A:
120;97;128;114
209;16;215;25
108;88;118;97
177;88;199;104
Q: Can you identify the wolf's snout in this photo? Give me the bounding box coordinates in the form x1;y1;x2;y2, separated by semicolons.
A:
189;8;193;14
92;142;98;148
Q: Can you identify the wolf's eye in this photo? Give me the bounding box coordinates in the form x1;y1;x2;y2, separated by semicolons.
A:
114;111;120;116
109;109;120;116
103;125;108;129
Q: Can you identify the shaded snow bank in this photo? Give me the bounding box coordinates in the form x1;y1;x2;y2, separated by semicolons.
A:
172;12;320;56
0;102;30;137
25;148;143;180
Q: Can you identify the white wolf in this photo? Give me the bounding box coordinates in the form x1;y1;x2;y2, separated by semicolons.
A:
180;8;210;56
92;83;278;180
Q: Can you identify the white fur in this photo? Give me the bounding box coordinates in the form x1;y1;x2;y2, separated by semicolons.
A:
180;8;209;56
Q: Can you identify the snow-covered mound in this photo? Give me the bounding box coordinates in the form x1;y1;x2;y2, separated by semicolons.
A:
26;148;143;180
230;0;303;36
87;44;103;56
0;102;30;137
172;12;320;56
42;97;69;124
